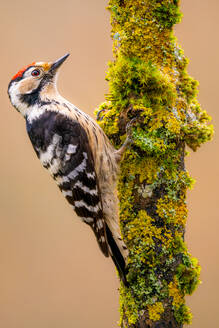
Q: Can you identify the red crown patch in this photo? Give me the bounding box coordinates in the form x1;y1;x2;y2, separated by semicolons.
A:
12;62;36;81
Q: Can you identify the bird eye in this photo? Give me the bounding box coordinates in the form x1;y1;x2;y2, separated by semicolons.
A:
31;69;41;77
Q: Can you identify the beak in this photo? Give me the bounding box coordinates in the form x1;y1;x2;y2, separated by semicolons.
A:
50;53;70;73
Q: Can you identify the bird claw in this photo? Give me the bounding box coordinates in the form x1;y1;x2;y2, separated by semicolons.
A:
115;117;138;161
125;117;138;145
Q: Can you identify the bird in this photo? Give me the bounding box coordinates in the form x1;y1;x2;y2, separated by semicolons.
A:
8;54;130;285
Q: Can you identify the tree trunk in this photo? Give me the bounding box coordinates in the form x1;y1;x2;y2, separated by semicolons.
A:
96;0;213;327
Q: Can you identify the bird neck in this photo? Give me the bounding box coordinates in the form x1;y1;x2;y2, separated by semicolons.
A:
20;82;60;121
39;81;59;100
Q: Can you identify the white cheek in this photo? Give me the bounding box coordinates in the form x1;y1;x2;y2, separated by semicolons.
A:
8;78;41;118
9;83;28;117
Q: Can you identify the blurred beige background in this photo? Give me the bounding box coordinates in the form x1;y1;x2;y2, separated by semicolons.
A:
0;0;218;327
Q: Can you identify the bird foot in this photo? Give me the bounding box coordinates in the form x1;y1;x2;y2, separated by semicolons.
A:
115;117;137;161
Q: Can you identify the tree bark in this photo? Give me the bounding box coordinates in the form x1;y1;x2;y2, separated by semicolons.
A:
96;0;213;327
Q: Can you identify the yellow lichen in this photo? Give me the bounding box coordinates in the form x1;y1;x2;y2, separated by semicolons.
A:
119;285;138;326
148;302;164;321
169;279;184;308
156;195;187;226
168;278;193;324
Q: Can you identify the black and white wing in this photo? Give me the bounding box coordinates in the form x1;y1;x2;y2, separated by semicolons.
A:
27;111;109;257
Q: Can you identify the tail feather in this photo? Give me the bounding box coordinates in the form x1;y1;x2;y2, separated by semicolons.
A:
105;224;128;286
90;220;109;258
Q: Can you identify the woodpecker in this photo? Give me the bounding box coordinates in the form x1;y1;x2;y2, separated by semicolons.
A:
8;54;129;285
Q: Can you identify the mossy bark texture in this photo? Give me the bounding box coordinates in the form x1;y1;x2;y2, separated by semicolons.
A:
96;1;213;327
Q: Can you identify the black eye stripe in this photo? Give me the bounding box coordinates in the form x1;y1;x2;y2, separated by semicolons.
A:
31;69;41;77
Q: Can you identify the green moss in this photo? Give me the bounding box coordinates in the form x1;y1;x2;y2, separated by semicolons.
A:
95;0;213;326
95;102;120;136
176;256;201;295
153;1;182;29
106;56;177;110
174;303;193;325
168;278;193;324
119;286;139;326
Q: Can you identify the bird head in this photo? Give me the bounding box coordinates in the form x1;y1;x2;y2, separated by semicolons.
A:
8;53;69;117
